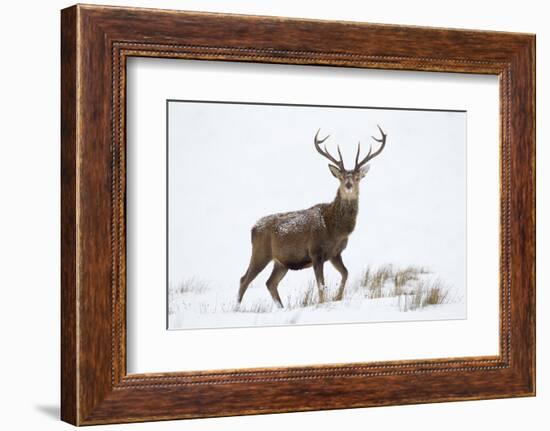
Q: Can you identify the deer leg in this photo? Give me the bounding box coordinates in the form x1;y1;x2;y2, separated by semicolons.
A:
312;260;327;303
330;254;348;301
265;263;288;308
238;255;270;304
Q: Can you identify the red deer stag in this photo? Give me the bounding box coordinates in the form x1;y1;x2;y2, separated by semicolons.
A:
238;126;387;308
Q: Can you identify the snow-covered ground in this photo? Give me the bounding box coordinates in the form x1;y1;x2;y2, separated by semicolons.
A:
168;265;465;330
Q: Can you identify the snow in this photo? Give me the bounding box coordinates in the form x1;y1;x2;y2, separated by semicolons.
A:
254;205;326;235
168;268;465;330
169;296;464;330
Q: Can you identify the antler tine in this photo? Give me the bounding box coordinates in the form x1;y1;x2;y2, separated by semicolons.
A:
371;124;387;143
337;145;344;166
314;129;345;170
355;141;373;167
314;128;330;145
354;124;387;170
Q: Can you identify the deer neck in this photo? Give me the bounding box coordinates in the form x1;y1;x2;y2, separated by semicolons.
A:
326;190;359;236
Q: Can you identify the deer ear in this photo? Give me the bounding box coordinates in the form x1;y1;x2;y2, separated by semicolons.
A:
359;164;370;178
328;164;342;179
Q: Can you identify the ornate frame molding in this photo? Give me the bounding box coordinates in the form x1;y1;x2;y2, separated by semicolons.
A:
61;5;535;425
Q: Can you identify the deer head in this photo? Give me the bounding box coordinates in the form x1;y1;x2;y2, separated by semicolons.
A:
314;125;387;199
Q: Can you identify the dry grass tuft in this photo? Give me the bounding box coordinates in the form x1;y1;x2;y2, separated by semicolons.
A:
236;300;275;314
173;277;209;295
169;278;210;315
297;282;318;307
399;279;450;312
354;264;451;312
286;280;335;309
423;281;450;306
393;266;428;296
363;264;393;298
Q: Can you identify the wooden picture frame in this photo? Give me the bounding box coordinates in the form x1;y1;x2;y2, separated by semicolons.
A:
61;4;535;425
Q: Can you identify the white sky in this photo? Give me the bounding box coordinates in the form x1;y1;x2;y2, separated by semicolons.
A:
168;101;466;296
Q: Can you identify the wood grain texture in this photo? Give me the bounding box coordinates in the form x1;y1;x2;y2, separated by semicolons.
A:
60;4;535;425
60;5;78;425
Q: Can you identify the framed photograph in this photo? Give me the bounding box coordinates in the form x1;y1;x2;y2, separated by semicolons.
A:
61;4;535;425
165;100;466;330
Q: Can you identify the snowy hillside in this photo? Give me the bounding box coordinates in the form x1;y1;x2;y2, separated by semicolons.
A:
168;264;465;330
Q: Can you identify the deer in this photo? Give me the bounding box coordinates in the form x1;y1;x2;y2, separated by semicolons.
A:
237;126;387;308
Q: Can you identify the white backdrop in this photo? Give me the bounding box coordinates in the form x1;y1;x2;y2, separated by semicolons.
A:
0;1;546;430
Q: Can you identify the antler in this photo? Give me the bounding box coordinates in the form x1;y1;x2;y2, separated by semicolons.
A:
314;129;345;171
354;125;387;171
